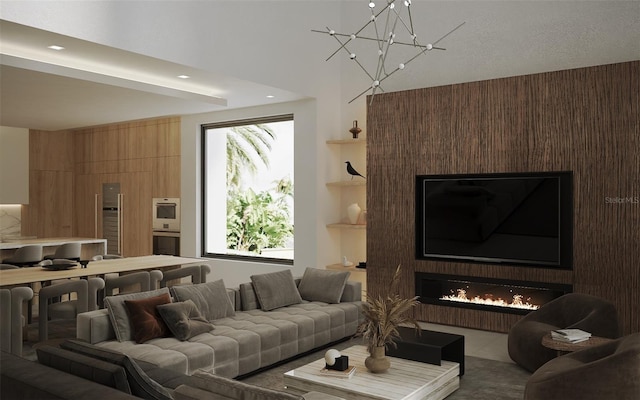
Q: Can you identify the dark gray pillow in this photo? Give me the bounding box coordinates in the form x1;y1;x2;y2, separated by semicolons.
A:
104;287;171;342
157;299;214;341
297;267;350;303
170;279;235;321
250;269;302;311
60;339;172;400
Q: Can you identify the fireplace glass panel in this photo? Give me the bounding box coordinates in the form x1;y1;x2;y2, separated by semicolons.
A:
416;273;571;315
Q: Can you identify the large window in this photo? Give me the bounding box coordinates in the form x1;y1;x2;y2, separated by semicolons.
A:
202;115;294;263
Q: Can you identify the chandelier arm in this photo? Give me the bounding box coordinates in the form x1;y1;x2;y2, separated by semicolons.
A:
432;21;466;46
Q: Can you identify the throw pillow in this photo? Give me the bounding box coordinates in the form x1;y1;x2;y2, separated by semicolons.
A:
105;287;171;342
297;267;350;304
124;293;171;343
170;279;235;321
60;339;172;400
157;299;214;341
250;269;302;311
190;370;304;400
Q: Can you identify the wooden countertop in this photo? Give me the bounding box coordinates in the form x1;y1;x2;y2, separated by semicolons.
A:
0;237;107;250
0;255;206;286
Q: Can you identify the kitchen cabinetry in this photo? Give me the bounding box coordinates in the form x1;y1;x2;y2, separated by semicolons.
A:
75;172;151;257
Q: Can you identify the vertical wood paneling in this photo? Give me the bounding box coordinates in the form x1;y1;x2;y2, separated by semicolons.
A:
367;61;639;334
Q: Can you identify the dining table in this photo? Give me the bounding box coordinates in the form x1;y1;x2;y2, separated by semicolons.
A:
0;255;208;287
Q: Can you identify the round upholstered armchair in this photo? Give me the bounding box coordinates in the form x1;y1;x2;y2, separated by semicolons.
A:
508;293;620;372
524;333;640;400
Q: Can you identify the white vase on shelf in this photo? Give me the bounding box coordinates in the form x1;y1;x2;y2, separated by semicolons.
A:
347;203;361;225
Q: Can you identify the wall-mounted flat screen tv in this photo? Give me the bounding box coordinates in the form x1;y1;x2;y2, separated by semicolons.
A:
416;171;573;269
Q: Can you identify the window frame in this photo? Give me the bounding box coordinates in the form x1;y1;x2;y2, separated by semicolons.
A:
200;114;294;265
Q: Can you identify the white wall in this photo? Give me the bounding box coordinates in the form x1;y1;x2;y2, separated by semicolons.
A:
0;126;29;204
181;99;324;287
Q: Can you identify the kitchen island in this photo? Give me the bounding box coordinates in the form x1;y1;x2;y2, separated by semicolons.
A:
0;237;107;261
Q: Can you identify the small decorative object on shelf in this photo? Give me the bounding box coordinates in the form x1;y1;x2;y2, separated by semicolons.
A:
347;203;362;224
349;120;362;139
342;256;354;267
345;161;365;180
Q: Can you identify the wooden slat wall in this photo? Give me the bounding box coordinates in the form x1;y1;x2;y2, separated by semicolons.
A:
366;61;639;334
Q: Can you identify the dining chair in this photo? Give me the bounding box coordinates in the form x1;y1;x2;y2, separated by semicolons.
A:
159;265;211;288
91;254;123;261
2;245;43;267
38;277;104;342
43;242;81;261
101;270;163;307
0;286;34;356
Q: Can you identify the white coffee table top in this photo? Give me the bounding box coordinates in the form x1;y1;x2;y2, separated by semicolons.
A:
284;345;459;400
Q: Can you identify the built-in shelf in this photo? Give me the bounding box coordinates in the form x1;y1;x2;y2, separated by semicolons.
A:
326;138;366;145
326;180;366;187
326;223;367;229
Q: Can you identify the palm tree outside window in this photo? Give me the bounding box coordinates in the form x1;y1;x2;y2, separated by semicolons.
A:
202;115;294;263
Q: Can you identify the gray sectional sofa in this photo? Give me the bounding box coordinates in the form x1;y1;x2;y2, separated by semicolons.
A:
76;268;363;378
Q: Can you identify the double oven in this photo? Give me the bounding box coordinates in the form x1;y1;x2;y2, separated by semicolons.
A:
152;198;180;256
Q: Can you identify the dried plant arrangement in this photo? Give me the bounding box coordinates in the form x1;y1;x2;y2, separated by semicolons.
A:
356;264;421;353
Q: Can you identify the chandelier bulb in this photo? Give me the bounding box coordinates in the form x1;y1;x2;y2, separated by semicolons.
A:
399;63;405;69
350;53;357;59
404;0;411;6
389;3;395;10
369;2;375;8
370;15;376;21
351;34;357;40
372;80;380;88
329;30;335;36
426;43;433;51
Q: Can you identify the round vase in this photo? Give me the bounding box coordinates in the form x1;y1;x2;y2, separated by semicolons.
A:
347;203;361;225
365;346;390;373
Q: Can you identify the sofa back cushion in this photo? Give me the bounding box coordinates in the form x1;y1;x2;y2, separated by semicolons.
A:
250;270;302;311
36;345;132;394
171;279;235;321
60;339;172;400
105;287;171;342
297;268;350;304
239;282;261;311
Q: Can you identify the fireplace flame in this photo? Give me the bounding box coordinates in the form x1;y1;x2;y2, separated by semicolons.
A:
440;288;540;310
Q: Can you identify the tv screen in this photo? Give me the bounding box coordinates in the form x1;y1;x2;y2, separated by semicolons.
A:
416;171;573;268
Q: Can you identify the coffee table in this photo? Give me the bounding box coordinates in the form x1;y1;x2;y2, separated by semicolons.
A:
283;345;459;400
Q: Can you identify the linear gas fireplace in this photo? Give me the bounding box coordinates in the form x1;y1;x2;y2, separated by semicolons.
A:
415;273;572;315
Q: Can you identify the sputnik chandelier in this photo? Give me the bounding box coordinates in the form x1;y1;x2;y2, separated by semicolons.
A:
313;0;464;104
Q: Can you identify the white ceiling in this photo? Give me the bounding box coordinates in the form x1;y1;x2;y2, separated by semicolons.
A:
1;1;639;132
0;20;306;131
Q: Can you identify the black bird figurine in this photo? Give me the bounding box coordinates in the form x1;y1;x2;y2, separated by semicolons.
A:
345;161;365;180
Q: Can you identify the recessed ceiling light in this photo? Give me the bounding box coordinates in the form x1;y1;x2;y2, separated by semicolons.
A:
266;95;275;98
47;45;65;51
177;75;190;79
